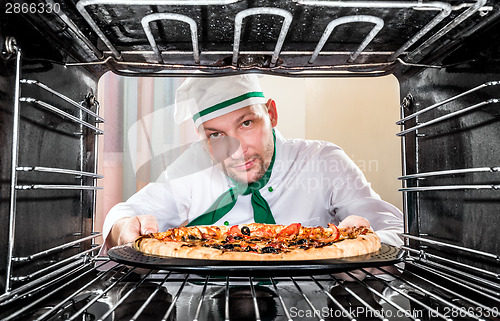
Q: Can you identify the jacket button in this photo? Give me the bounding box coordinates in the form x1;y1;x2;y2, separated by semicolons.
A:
268;187;273;192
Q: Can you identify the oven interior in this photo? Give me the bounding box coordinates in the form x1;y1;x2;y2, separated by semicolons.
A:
1;0;499;320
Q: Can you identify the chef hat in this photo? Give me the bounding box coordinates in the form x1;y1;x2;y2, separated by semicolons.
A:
175;74;266;128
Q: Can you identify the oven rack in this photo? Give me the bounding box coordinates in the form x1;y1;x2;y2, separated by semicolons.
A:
397;80;500;132
402;234;500;261
397;81;500;125
400;229;500;294
19;79;104;123
399;166;500;180
397;78;500;288
11;233;102;263
0;252;499;321
19;97;103;134
397;98;500;137
5;42;103;294
52;0;493;76
10;246;102;284
399;166;500;192
403;245;500;281
398;81;500;237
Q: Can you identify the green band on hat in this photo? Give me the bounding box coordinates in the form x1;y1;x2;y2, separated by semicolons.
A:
193;91;265;123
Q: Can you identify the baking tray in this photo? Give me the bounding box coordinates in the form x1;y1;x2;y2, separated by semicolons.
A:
108;243;405;276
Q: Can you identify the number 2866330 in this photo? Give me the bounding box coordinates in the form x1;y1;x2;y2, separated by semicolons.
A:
5;2;61;14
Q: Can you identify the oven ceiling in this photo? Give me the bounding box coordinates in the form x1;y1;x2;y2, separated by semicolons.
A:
8;0;500;77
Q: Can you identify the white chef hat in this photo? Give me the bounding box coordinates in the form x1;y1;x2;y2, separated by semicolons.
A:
175;74;266;128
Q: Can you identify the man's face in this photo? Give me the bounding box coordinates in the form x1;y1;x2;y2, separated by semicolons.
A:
199;101;278;184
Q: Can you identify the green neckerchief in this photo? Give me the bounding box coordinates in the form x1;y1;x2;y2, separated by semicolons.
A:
187;130;276;226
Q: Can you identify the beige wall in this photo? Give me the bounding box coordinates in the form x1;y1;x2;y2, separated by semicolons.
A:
260;75;403;211
260;76;306;139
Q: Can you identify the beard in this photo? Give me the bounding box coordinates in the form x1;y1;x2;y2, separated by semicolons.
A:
218;135;274;185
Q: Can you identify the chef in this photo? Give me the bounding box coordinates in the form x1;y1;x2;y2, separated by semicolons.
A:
102;74;403;259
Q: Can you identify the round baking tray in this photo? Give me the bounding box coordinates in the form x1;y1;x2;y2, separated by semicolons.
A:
108;243;405;277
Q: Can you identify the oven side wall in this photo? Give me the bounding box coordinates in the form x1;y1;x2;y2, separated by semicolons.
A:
0;13;100;292
398;18;500;270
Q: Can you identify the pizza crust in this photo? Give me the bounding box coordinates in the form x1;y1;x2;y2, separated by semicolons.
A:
134;231;381;261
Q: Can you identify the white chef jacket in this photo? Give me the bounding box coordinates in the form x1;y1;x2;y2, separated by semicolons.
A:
102;130;403;252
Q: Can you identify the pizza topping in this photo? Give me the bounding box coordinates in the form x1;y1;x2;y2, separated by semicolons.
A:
241;226;251;236
147;223;374;255
277;223;301;238
226;235;244;243
252;226;277;238
339;226;370;239
135;222;381;262
315;224;340;243
289;238;307;246
261;246;280;254
221;243;238;250
229;225;243;237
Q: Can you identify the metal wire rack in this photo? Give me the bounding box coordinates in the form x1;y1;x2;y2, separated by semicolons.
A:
1;3;499;319
50;0;494;76
0;250;499;321
4;41;103;295
397;79;500;193
397;75;500;287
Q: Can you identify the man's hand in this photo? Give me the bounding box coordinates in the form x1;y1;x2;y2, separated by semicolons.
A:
338;215;370;228
107;215;158;248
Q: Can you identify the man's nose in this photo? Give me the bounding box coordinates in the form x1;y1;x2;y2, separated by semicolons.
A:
230;143;244;160
231;133;250;160
210;136;241;162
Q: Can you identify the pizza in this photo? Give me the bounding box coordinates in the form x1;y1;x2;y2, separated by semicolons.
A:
133;223;381;261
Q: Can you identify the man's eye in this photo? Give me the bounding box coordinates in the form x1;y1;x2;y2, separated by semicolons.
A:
242;120;252;127
209;132;222;139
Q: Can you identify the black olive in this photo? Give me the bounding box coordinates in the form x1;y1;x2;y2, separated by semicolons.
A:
290;239;307;246
244;246;257;252
241;226;251;236
261;246;279;253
